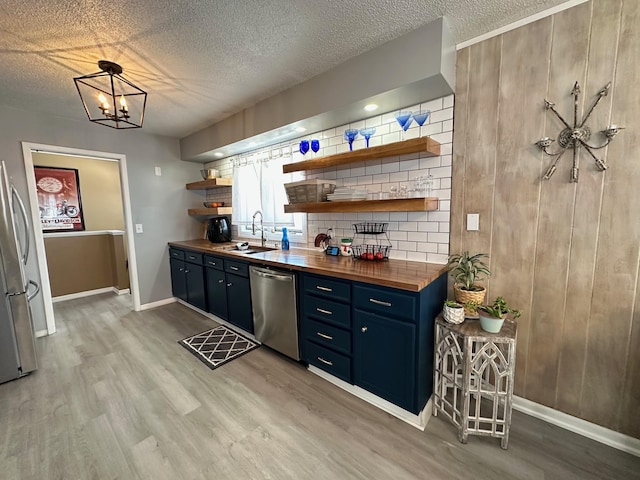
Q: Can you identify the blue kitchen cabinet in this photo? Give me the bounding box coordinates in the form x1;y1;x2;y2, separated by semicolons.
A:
169;248;207;311
206;267;228;320
226;272;253;333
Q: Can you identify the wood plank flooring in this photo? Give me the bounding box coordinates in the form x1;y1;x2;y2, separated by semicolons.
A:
1;293;638;479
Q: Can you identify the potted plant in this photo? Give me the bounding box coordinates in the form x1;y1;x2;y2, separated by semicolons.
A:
478;296;521;333
447;252;491;316
442;299;465;324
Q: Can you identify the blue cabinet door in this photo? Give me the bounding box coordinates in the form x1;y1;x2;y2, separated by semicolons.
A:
353;309;416;412
206;267;228;320
170;258;187;302
226;273;253;334
185;263;207;311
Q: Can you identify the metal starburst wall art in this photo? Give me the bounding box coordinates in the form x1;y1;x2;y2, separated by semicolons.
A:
536;81;623;182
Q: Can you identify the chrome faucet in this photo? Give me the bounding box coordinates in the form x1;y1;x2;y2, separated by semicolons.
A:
252;210;266;247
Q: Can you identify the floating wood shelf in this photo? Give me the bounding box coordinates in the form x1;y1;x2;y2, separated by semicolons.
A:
283;137;441;174
284;197;439;213
186;178;233;190
188;207;233;216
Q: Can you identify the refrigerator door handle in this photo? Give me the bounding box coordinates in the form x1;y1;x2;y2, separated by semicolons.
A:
11;185;30;264
27;280;40;302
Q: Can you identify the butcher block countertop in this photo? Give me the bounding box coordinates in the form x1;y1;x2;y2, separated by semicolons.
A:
169;239;447;292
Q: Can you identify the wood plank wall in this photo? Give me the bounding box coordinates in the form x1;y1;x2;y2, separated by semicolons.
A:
451;0;640;438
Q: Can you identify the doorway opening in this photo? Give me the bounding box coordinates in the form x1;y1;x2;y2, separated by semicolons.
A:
21;142;140;335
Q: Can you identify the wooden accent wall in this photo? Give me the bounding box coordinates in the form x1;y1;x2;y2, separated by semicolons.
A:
451;0;640;438
45;233;129;297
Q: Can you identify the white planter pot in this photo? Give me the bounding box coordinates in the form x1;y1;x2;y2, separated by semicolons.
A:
443;304;465;324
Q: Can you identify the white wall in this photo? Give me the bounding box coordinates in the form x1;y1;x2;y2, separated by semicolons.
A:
0;105;202;330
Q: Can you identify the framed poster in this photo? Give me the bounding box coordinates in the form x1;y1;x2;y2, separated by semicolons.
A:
34;166;85;232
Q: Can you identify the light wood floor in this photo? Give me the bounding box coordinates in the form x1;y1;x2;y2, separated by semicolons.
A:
1;293;638;479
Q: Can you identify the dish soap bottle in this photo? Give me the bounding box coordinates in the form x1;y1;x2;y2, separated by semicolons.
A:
281;227;290;250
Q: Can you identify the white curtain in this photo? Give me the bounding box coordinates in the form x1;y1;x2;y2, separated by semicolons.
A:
232;155;295;227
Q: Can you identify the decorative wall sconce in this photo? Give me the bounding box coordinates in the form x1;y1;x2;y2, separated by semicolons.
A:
73;60;147;129
535;81;623;182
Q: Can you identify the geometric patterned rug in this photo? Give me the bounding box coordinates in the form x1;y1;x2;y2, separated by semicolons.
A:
179;325;260;370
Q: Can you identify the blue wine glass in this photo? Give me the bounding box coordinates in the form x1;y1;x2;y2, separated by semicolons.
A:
413;110;430;128
359;127;376;148
394;110;413;140
344;129;359;151
299;139;310;156
310;139;320;157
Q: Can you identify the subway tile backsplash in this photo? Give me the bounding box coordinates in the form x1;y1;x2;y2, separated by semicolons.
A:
205;94;453;264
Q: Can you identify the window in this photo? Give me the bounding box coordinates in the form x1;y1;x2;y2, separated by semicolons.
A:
232;153;306;244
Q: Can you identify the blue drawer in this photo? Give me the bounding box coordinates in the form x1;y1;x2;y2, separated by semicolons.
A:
306;340;352;383
204;254;224;271
184;251;204;264
303;295;351;328
306;319;351;356
225;259;249;277
303;274;350;303
169;248;184;260
353;284;416;322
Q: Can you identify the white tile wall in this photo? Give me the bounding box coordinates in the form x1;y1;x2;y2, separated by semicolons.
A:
204;94;453;264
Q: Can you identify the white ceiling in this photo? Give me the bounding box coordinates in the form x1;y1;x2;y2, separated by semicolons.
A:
0;0;570;139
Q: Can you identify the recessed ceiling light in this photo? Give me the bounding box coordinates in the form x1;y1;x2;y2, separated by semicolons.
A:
364;104;379;112
295;127;307;132
213;152;224;157
248;141;257;147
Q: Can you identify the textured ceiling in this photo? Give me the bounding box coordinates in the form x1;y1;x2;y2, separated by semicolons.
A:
0;0;569;139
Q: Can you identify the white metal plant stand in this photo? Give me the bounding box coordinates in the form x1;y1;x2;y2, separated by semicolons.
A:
433;315;517;449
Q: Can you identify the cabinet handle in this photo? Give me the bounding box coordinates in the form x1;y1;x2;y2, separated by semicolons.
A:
227;283;232;287
188;256;196;260
208;262;216;266
185;269;190;273
316;286;332;292
318;357;333;366
230;266;239;271
369;298;391;307
316;307;332;315
316;332;333;340
218;279;224;284
179;267;184;272
361;326;368;333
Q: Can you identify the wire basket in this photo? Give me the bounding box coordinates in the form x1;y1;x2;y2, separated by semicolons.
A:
352;222;388;234
351;244;391;261
284;179;336;203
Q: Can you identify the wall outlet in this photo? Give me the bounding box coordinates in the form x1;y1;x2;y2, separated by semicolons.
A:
154;166;162;176
135;224;144;233
467;213;479;231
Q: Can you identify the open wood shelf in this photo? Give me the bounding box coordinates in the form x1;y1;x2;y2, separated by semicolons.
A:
282;137;441;174
186;178;233;190
188;207;233;216
284;197;439;213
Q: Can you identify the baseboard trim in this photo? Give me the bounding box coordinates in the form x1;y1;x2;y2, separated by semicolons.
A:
114;288;130;295
52;287;131;303
35;329;49;338
308;365;431;431
513;396;640;457
139;297;177;311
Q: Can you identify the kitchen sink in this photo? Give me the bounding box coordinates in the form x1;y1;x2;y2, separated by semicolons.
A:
222;245;277;254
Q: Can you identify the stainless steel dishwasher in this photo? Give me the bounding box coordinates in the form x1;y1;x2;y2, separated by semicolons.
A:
249;266;299;360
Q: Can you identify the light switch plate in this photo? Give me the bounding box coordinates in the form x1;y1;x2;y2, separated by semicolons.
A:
135;224;144;233
467;213;479;231
154;166;162;176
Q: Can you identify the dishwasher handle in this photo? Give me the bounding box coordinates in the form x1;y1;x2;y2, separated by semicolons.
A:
250;266;293;282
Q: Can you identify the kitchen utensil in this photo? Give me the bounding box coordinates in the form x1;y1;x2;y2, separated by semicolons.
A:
236;242;249;251
200;168;219;180
203;201;225;208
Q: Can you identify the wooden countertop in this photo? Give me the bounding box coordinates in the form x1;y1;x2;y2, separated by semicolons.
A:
168;239;447;292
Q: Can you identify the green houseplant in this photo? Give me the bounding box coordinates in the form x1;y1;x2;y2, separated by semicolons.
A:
478;296;521;333
447;252;491;316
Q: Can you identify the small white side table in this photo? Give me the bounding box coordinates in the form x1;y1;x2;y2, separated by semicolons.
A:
432;315;517;449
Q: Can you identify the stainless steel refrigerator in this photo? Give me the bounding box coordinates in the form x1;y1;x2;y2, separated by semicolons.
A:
0;161;39;384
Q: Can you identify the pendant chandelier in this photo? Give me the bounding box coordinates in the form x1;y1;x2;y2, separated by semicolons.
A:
73;60;147;129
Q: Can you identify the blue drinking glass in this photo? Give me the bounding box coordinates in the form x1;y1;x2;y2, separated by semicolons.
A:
394;111;413;139
310;139;320;156
344;129;359;151
299;139;310;156
359;127;376;148
413;110;430;127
